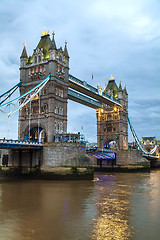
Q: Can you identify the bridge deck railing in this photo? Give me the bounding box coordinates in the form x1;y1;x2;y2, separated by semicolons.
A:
69;74;121;105
0;139;43;145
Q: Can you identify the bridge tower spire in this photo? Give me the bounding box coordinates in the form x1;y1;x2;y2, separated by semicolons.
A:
19;29;69;143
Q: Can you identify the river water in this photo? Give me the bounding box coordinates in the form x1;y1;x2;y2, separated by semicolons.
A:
0;170;160;240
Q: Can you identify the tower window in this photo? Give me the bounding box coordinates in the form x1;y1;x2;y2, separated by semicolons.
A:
57;123;60;132
34;56;37;64
60;108;63;115
60;122;63;133
107;127;112;132
43;87;47;95
38;56;41;62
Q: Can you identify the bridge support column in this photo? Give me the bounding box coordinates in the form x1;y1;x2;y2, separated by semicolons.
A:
30;150;33;171
48;117;54;142
18;150;22;171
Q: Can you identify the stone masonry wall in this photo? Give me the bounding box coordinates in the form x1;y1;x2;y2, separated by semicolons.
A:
0;149;42;168
116;150;149;166
42;142;92;167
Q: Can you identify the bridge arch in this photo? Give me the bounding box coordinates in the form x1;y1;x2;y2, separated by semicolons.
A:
23;123;47;142
104;139;117;150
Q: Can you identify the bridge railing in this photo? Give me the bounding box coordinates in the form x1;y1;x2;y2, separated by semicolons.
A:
0;139;43;145
69;74;121;105
69;74;84;86
86;83;98;94
97;148;117;153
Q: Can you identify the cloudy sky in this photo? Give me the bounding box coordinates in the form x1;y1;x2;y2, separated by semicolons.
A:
0;0;160;142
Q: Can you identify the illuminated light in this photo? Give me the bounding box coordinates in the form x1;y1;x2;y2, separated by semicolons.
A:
32;94;39;100
42;26;49;36
101;109;104;113
44;52;49;59
114;107;117;111
109;74;115;81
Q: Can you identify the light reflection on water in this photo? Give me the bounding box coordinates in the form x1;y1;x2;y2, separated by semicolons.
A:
91;174;133;240
0;171;160;239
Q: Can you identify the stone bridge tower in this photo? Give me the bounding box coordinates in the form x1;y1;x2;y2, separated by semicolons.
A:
19;28;69;142
97;75;128;150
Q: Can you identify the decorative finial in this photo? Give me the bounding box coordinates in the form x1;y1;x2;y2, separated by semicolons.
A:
42;26;49;36
109;74;115;81
24;41;26;47
65;40;67;46
52;31;55;37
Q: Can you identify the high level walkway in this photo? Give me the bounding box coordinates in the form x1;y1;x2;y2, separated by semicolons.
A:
68;74;122;108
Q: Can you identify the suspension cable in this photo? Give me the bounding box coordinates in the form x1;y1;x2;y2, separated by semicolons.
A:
29;98;31;141
128;116;157;155
38;91;41;143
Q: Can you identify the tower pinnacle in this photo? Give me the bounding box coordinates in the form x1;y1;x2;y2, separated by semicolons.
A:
20;41;28;59
42;26;49;36
64;40;69;57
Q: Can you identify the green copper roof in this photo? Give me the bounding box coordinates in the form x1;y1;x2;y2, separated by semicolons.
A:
37;34;52;59
104;75;118;98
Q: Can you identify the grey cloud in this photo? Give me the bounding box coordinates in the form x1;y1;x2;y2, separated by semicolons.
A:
0;0;160;142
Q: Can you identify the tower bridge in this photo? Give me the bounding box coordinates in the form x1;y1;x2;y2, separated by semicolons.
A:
0;28;158;171
0;28;127;150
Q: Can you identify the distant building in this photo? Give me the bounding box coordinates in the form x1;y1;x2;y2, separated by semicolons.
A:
141;137;158;152
141;137;157;145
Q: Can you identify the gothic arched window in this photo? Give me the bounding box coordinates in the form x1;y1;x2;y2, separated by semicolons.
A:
38;55;41;62
34;56;37;64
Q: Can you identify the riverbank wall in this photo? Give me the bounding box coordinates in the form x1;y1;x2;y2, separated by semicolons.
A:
0;143;94;180
93;149;150;172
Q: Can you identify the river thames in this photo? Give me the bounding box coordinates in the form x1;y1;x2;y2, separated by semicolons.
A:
0;170;160;240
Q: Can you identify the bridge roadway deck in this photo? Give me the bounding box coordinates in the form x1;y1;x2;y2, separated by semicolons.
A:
68;88;103;109
68;74;121;108
0;139;43;150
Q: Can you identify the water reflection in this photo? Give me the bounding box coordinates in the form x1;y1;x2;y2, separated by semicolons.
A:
0;180;96;240
1;171;160;239
91;174;133;240
131;170;160;240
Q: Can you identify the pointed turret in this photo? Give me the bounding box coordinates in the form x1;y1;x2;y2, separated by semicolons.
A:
118;81;122;91
49;32;57;50
104;74;118;98
20;42;28;59
63;41;69;58
124;84;128;95
118;80;123;99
